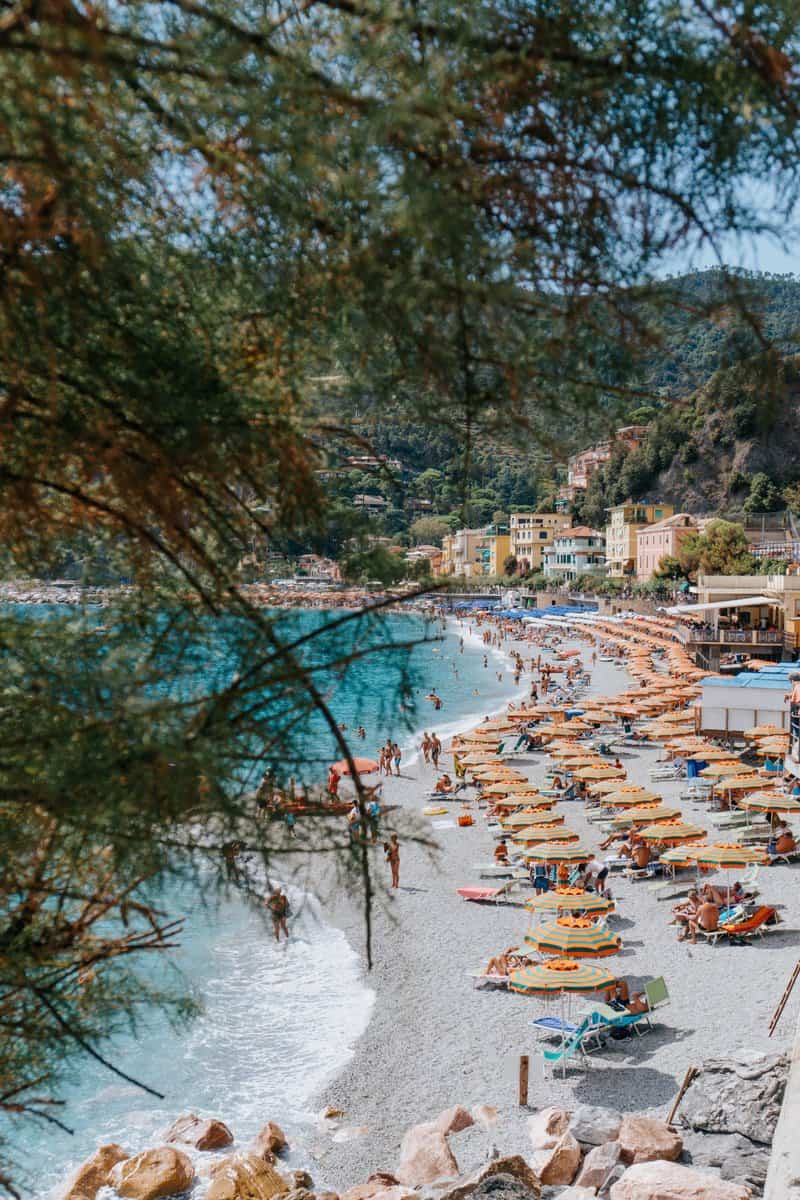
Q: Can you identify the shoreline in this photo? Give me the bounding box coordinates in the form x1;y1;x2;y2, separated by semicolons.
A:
306;620;799;1190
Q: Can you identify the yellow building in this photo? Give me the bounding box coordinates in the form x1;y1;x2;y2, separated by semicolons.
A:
474;530;512;576
605;502;674;576
510;512;572;572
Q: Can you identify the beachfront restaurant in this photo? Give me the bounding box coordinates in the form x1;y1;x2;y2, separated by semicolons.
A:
664;594;784;670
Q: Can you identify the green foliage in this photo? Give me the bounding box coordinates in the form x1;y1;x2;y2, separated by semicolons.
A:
342;546;406;586
743;472;783;514
502;555;518;577
409;517;451;545
678;520;758;578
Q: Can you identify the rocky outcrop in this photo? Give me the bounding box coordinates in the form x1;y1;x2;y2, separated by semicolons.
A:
617;1117;682;1166
574;1140;622;1191
341;1181;415;1200
164;1114;233;1151
680;1130;769;1193
678;1052;787;1145
569;1107;622;1148
397;1122;459;1187
609;1159;752;1199
110;1147;195;1200
528;1108;571;1152
531;1133;581;1187
61;1143;129;1200
206;1153;291;1200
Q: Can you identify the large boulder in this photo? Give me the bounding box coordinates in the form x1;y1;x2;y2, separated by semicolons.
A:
528;1108;571;1152
61;1143;129;1200
110;1147;195;1200
680;1130;769;1192
575;1141;623;1191
555;1190;598;1200
434;1159;541;1200
397;1123;459;1187
678;1052;787;1146
569;1106;622;1148
164;1114;234;1151
617;1117;682;1166
531;1133;581;1187
206;1153;291;1200
250;1123;289;1159
609;1159;752;1199
437;1108;475;1137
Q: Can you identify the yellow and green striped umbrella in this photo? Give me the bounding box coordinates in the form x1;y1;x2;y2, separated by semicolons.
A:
509;959;616;996
699;761;743;778
501;807;555;829
611;805;681;828
524;916;621;959
685;842;769;869
744;724;786;739
573;766;627;781
512;825;578;845
660;843;707;868
601;787;661;808
524;889;615;916
716;774;774;792
638;821;706;845
506;811;565;828
737;792;800;814
524;842;591;864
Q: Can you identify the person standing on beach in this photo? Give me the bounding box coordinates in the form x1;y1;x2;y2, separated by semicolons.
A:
385;833;400;888
266;887;290;941
392;742;402;776
431;733;441;768
421;732;431;763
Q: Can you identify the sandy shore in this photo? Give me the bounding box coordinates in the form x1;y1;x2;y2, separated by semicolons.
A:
306;627;800;1189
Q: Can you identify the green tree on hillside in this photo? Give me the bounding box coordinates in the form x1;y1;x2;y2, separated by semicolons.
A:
678;521;758;578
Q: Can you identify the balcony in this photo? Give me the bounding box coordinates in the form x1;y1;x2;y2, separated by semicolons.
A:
677;624;782;646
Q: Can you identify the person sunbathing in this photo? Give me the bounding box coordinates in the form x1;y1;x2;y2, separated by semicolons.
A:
434;774;453;793
700;883;728;906
770;830;797;857
607;978;648;1015
494;839;509;864
600;829;628;852
673;890;700;937
484;946;530;976
684;899;719;944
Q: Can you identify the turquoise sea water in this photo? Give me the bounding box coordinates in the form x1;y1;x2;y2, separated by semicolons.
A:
9;607;520;1196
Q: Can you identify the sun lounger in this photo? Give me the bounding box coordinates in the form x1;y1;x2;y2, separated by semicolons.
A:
721;905;779;939
649;764;683;781
770;848;800;866
456;879;525;905
466;971;509;990
474;863;518;878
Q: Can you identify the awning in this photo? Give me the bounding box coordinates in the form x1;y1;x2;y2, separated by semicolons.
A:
663;596;777;615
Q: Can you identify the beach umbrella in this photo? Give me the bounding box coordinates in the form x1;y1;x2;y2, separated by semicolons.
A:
509;958;616;995
587;780;621;797
330;757;379;776
525;889;615;916
716;774;774;792
507;811;566;829
611;805;682;828
472;767;526;782
501;808;556;829
753;739;790;756
573;766;626;781
479;719;518;732
560;756;604;770
698;761;743;778
638;821;706;845
744;724;786;739
524;916;621;959
685;842;769;869
737;792;800;814
524;842;592;864
601;787;661;808
456;752;501;765
683;746;740;762
659;843;707;869
512;825;579;845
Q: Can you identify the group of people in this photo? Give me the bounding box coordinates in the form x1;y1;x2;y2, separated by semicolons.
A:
420;731;442;767
379;740;403;776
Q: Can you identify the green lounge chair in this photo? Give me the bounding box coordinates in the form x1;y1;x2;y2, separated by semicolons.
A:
540;1016;597;1075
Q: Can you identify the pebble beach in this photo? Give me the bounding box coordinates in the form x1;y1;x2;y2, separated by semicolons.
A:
310;623;800;1189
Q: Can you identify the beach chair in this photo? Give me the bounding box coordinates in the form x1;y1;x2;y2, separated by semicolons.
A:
649;764;683;782
584;1001;651;1039
456;879;525;905
539;1017;597;1074
467;971;509;990
717;905;779;941
770;847;800;866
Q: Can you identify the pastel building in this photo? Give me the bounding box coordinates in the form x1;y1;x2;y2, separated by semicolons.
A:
605;501;674;577
543;527;606;580
509;512;572;572
636;513;699;581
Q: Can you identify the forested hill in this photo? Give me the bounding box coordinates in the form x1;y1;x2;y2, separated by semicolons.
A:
317;269;800;540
